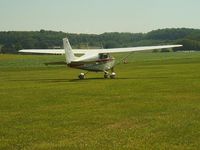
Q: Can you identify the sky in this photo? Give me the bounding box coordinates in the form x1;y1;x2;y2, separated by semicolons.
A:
0;0;200;34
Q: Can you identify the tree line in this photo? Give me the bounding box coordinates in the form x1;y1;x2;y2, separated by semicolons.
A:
0;28;200;53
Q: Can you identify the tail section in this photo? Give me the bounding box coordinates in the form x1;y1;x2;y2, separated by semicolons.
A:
63;38;76;64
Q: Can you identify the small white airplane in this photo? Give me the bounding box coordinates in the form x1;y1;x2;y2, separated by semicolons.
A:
19;38;182;79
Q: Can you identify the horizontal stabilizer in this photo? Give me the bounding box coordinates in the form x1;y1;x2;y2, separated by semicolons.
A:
44;61;67;66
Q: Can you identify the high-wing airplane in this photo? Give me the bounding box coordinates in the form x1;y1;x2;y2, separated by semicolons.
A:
19;38;182;79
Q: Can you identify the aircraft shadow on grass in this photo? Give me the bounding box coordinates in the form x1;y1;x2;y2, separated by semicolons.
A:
10;76;169;83
10;78;128;83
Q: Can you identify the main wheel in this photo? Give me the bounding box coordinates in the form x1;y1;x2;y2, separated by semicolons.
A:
110;72;116;79
78;73;85;79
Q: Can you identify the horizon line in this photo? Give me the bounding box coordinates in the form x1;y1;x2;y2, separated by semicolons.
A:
0;27;199;35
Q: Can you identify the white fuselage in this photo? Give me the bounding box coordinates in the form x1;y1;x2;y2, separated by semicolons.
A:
68;53;116;72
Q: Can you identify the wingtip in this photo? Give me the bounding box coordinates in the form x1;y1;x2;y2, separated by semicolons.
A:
18;50;23;53
177;45;183;47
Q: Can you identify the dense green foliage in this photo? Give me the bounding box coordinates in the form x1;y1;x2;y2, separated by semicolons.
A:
0;53;200;149
1;28;200;53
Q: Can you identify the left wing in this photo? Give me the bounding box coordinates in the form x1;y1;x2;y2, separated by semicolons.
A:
82;45;182;54
19;45;182;54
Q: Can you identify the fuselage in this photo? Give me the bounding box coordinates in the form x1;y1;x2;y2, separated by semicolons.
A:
68;53;116;72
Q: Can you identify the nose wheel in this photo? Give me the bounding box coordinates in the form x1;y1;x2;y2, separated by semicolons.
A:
104;72;110;79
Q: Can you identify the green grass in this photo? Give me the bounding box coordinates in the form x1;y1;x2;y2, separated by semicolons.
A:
0;52;200;150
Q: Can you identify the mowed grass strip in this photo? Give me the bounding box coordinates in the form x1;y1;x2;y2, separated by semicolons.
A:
0;52;200;149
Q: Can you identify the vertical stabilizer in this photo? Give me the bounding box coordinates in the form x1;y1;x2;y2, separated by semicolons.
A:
63;38;76;64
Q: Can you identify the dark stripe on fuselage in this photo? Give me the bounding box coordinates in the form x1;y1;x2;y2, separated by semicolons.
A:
69;58;114;66
68;58;115;71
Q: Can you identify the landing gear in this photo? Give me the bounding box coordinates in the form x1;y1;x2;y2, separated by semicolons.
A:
110;72;116;79
110;68;116;79
77;71;116;80
104;71;116;79
78;73;85;79
104;72;110;79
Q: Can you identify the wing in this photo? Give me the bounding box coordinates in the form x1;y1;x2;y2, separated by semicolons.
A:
19;49;88;54
19;45;182;54
83;45;182;54
74;45;182;54
19;49;65;54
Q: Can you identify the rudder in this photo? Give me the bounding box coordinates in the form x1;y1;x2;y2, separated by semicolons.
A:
63;38;76;64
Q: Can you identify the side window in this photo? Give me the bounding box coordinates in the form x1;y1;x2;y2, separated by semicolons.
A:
99;54;109;59
99;54;103;59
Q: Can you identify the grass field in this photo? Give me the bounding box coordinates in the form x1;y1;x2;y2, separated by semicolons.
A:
0;52;200;149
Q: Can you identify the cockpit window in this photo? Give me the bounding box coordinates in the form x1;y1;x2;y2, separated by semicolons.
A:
99;53;109;59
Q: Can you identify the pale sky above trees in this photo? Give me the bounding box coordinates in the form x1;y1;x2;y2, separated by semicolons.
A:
0;0;199;33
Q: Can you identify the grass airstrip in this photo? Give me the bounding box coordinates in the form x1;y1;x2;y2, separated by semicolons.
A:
0;52;200;149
